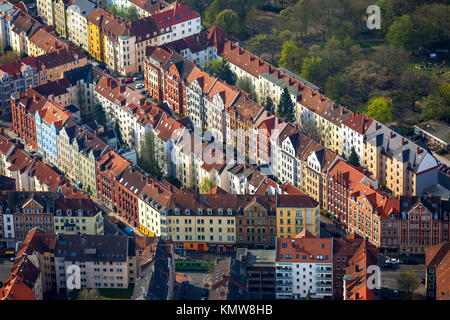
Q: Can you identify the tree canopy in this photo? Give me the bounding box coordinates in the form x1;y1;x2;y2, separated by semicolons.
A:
366;97;395;124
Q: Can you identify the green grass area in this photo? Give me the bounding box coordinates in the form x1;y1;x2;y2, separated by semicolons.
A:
72;287;134;300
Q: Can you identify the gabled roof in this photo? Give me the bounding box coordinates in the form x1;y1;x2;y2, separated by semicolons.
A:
152;1;200;30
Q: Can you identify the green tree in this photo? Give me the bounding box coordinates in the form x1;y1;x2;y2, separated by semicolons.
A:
366;97;394;124
264;96;274;113
214;9;241;37
396;269;420;300
205;0;225;24
203;59;237;85
247;34;270;57
236;76;257;101
386;15;415;50
277;87;295;122
400;69;433;112
348;147;360;167
200;176;216;193
138;130;162;180
300;56;326;87
93;103;107;127
278;40;306;73
305;290;312;300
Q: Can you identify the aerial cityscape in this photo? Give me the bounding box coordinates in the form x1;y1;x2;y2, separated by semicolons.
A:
0;0;448;304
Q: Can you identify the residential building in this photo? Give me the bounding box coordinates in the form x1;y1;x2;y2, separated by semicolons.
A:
64;64;96;116
414;120;450;151
276;193;320;239
425;242;449;300
0;57;40;116
54;233;137;294
275;231;333;299
343;240;378;300
67;0;96;51
53;197;104;235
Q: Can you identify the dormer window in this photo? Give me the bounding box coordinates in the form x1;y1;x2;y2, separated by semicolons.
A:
78;209;83;217
56;209;62;216
227;209;233;215
175;208;180;215
218;208;223;215
198;208;203;215
207;208;212;215
67;210;72;216
185;209;190;215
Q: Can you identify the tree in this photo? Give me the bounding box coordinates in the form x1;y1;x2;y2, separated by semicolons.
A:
203;59;237;85
200;177;216;194
348;147;360;167
205;0;225;24
305;290;312;300
214;9;241;38
114;121;124;146
420;82;450;122
278;41;306;74
247;34;270;57
396;269;420;300
77;288;101;300
93;103;107;127
236;76;257;101
300;56;326;87
277;87;295;122
386;15;415;50
400;70;433;112
366;97;394;124
265;96;274;113
138;130;162;180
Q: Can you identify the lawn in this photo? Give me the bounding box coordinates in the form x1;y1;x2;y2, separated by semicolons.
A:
73;287;134;300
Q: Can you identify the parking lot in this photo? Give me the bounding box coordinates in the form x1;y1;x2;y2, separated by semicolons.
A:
378;254;427;300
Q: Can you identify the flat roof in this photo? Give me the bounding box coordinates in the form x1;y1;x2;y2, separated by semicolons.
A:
415;120;450;145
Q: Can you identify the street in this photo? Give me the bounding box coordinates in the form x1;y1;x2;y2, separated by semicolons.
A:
175;271;210;300
0;257;13;283
320;215;347;239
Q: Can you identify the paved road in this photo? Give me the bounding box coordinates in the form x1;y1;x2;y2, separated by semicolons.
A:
320;215;347;239
175;271;210;300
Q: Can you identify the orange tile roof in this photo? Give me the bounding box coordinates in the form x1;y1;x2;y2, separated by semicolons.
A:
276;236;332;263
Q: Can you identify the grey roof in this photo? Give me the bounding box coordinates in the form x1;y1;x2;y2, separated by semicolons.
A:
365;122;431;172
415;121;450;145
259;72;301;97
0;191;56;213
67;0;97;19
278;67;320;91
64;64;94;85
55;234;131;262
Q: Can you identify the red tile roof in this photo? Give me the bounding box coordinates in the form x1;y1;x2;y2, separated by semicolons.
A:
152;1;200;29
276;236;332;263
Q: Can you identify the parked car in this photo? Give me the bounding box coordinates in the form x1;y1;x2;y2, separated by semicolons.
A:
393;289;399;296
383;262;394;268
124;77;132;84
403;258;417;265
133;74;143;81
136;83;145;89
387;258;400;264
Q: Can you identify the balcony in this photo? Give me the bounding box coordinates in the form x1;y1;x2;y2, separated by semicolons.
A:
316;268;332;274
316;282;332;288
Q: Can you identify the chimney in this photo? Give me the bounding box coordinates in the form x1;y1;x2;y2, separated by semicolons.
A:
416;147;420;154
389;131;393;139
33;95;37;103
401;137;404;145
340;107;343;115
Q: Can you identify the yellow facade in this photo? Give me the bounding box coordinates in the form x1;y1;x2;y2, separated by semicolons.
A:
276;205;320;239
54;0;68;38
88;21;103;61
54;211;103;235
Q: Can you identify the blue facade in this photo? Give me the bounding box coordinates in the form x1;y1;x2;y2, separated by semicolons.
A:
35;111;60;167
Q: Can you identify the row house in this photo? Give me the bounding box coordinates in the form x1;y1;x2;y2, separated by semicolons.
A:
33;79;73;108
0;132;15;175
0;1;20;48
276;193;320;239
275;231;333;300
35;99;77;166
66;0;96;51
35;0;73;38
144;46;172;101
27;27;68;57
363;121;438;197
301;139;341;207
64;64;96;116
225;97;264;163
110;0;167;18
10;89;46;151
214;37;439;197
397;196;449;255
326;159;378;223
96;149;131;210
184;65;217;129
160;28;220;66
343;240;378;300
2;148;37;192
0;56;40;116
54;234;137;295
0;191;55;241
9;9;43;55
332;233;364;300
35;47;87;83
